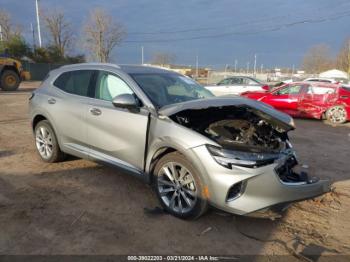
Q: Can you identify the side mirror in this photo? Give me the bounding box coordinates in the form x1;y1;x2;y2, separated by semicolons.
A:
112;94;139;110
261;85;270;91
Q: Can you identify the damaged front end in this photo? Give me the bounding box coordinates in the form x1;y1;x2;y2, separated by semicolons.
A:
166;103;313;184
158;98;330;217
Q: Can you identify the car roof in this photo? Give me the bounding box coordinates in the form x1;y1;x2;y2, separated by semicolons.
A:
283;81;340;88
119;64;175;74
59;63;175;75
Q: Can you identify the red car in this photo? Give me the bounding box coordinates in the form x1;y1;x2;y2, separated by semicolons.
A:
241;82;350;124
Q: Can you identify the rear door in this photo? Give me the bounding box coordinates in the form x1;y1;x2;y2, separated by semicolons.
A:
243;77;263;92
262;84;305;116
86;70;149;173
299;85;337;119
49;70;95;156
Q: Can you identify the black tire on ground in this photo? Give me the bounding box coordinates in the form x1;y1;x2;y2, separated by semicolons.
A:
326;105;348;125
0;70;21;91
153;152;208;219
34;120;66;163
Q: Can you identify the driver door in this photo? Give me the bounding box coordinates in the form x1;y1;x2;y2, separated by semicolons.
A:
227;77;245;94
213;78;233;96
262;84;305;116
86;70;149;173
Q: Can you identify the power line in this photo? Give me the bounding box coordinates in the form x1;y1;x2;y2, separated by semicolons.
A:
128;1;350;36
125;9;350;43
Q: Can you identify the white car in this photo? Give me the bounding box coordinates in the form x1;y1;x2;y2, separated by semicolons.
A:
205;76;269;96
304;77;338;83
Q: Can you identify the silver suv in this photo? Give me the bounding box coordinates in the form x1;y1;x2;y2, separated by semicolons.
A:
29;63;330;219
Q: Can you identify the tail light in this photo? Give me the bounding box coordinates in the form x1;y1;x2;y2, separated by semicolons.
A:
262;85;270;91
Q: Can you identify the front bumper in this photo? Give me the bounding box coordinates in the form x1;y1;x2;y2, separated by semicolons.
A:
190;146;331;216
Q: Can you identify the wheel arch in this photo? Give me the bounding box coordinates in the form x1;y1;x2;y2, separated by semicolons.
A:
145;140;212;189
146;144;181;184
0;65;20;75
32;114;48;131
31;112;64;149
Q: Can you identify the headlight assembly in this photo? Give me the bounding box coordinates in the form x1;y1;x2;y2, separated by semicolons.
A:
206;145;280;169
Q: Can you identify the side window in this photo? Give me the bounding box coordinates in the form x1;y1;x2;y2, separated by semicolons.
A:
218;78;231;85
275;84;304;95
244;78;258;85
95;71;134;101
231;78;243;85
311;86;335;94
54;70;94;97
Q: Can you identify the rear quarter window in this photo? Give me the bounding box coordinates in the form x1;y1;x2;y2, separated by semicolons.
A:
53;70;94;97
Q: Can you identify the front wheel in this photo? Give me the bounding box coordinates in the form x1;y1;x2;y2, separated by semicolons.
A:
326;105;347;124
153;152;208;219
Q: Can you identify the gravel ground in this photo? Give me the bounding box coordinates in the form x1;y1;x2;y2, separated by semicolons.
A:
0;82;349;259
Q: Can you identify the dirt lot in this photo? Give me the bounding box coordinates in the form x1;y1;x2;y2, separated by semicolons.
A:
1;82;350;259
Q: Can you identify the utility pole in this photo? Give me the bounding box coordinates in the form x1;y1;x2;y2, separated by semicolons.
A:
141;46;144;65
196;55;199;79
35;0;42;48
0;25;3;42
253;54;257;77
31;23;36;51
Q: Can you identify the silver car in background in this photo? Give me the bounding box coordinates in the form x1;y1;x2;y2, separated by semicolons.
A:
29;63;330;219
205;76;269;96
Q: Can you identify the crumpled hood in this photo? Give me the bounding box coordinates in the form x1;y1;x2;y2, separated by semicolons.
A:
158;97;295;131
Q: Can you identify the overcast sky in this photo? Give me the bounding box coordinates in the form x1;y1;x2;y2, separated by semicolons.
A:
1;0;350;68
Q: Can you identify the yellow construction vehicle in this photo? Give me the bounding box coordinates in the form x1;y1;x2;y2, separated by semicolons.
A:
0;57;30;91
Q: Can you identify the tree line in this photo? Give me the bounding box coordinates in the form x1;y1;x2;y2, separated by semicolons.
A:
0;8;126;63
302;40;350;74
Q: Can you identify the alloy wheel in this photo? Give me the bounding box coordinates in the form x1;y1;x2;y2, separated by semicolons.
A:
328;106;347;124
35;126;53;159
157;162;197;214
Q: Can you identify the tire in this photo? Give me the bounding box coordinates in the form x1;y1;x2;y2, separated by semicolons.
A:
153;152;208;219
0;70;20;91
34;120;66;163
326;105;347;125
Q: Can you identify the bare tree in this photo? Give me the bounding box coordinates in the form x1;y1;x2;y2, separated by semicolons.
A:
0;9;21;41
84;8;126;62
302;44;334;73
44;9;73;57
336;38;350;74
151;52;176;66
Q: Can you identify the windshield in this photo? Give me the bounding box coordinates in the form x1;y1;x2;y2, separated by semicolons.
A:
131;73;214;108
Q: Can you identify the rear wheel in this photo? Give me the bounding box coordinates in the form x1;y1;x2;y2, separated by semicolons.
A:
0;70;20;91
153;152;208;219
326;105;347;124
34;120;66;162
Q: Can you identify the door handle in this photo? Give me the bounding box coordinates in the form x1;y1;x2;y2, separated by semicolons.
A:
48;98;56;104
90;108;102;116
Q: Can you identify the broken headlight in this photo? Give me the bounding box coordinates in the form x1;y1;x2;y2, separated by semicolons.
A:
206;145;280;169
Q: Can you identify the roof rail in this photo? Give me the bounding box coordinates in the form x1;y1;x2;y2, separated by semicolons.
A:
60;63;121;69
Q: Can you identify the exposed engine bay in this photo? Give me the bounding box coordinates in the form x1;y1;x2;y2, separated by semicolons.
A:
168;105;315;183
169;105;289;153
